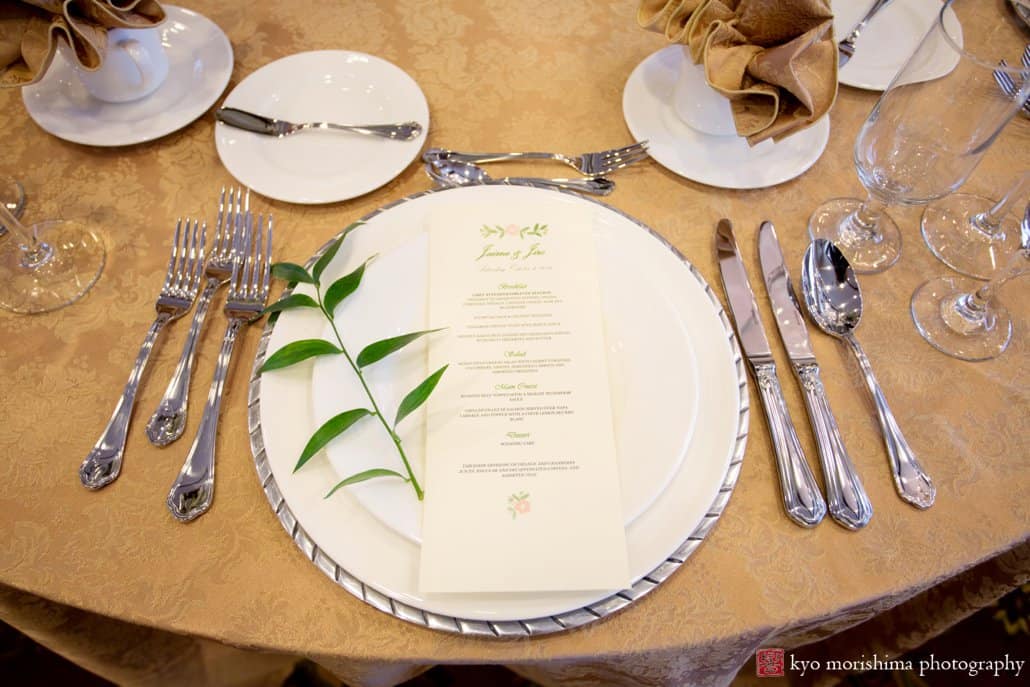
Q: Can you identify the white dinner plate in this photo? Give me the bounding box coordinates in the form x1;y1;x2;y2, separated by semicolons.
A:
308;208;701;545
623;46;830;190
252;185;747;633
22;6;232;147
215;51;429;204
836;0;962;91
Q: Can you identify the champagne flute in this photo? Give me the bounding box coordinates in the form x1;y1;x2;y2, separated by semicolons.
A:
0;178;106;314
910;204;1029;361
809;0;1030;274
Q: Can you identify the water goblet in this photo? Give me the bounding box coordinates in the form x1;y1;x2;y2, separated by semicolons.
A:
809;0;1030;274
910;204;1029;361
920;171;1029;280
0;178;106;314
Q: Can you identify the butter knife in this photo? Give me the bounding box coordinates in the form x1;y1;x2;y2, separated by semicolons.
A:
716;219;826;528
215;107;423;141
758;221;873;530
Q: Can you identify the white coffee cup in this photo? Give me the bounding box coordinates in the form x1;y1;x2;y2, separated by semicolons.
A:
74;27;169;103
672;48;738;137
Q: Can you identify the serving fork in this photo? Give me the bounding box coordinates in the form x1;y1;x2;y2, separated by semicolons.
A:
167;211;272;522
422;141;649;178
145;188;247;446
80;219;206;490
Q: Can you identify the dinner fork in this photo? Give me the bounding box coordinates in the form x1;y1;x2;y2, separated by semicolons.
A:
80;219;206;490
422;141;650;178
166;211;272;522
145;188;247;446
992;49;1030;117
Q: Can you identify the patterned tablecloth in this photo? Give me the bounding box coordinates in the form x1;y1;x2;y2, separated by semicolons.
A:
1;1;1027;686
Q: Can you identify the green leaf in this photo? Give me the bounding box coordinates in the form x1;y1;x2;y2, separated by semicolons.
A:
325;468;408;498
323;257;373;317
294;408;373;472
356;329;445;368
263;293;319;315
271;262;316;284
311;237;343;284
259;339;342;373
394;365;448;428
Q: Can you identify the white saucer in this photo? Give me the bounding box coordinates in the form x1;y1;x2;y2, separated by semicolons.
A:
836;0;962;91
214;51;430;204
22;6;233;147
622;46;830;190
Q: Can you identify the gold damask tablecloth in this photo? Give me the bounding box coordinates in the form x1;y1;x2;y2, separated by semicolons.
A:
0;2;1027;686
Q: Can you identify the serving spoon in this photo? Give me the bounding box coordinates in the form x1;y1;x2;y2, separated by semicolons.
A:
800;239;935;509
426;159;615;196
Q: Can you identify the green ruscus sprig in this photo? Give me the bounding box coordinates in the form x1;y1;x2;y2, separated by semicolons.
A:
258;224;446;501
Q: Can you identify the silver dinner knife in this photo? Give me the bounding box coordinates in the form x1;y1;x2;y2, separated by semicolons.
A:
716;219;826;528
757;221;873;530
215;107;423;141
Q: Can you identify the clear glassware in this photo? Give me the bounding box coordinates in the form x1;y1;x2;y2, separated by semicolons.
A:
0;178;106;314
910;204;1029;361
920;171;1030;280
809;0;1030;273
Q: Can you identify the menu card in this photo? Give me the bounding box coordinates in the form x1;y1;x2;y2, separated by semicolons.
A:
419;203;630;593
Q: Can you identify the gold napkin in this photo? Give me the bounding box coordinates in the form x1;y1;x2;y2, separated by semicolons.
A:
0;0;165;87
638;0;837;145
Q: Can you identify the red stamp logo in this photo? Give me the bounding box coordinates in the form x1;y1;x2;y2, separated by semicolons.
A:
756;648;785;677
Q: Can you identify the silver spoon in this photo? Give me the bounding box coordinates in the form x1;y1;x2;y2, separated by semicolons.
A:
800;239;935;509
427;159;615;196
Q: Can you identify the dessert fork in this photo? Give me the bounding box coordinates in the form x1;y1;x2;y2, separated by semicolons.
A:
80;219;206;489
167;211;272;522
422;141;649;178
145;187;247;446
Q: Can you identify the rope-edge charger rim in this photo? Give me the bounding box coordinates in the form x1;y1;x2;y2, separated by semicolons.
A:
247;181;749;637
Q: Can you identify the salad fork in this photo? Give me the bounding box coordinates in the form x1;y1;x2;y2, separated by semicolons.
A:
145;188;247;446
167;211;272;522
80;219;206;490
422;141;649;178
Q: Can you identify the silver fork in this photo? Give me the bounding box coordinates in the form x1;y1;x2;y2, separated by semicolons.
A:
145;187;247;446
422;141;650;177
80;219;206;490
166;211;272;522
993;48;1030;117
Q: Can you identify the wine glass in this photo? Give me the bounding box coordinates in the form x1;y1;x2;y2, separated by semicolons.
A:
0;178;106;314
920;171;1029;280
809;0;1030;274
910;203;1029;361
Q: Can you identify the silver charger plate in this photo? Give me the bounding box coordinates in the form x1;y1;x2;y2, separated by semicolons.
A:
247;182;749;636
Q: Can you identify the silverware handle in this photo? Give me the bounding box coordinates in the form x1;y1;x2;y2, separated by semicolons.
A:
752;361;827;527
842;0;894;44
166;318;242;522
80;314;171;489
795;363;873;530
435;150;560;164
502;176;614;196
145;277;220;446
845;335;935;509
318;121;422;141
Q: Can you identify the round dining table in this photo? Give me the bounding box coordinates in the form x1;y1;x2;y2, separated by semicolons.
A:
1;1;1027;686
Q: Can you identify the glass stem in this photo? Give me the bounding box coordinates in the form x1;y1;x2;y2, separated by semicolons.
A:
949;250;1028;330
0;199;52;269
842;195;888;243
969;171;1030;240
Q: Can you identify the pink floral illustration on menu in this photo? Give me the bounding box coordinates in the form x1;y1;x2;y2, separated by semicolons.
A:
508;491;530;519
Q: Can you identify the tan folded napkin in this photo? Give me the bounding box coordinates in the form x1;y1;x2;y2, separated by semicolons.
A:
0;0;165;87
638;0;837;145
